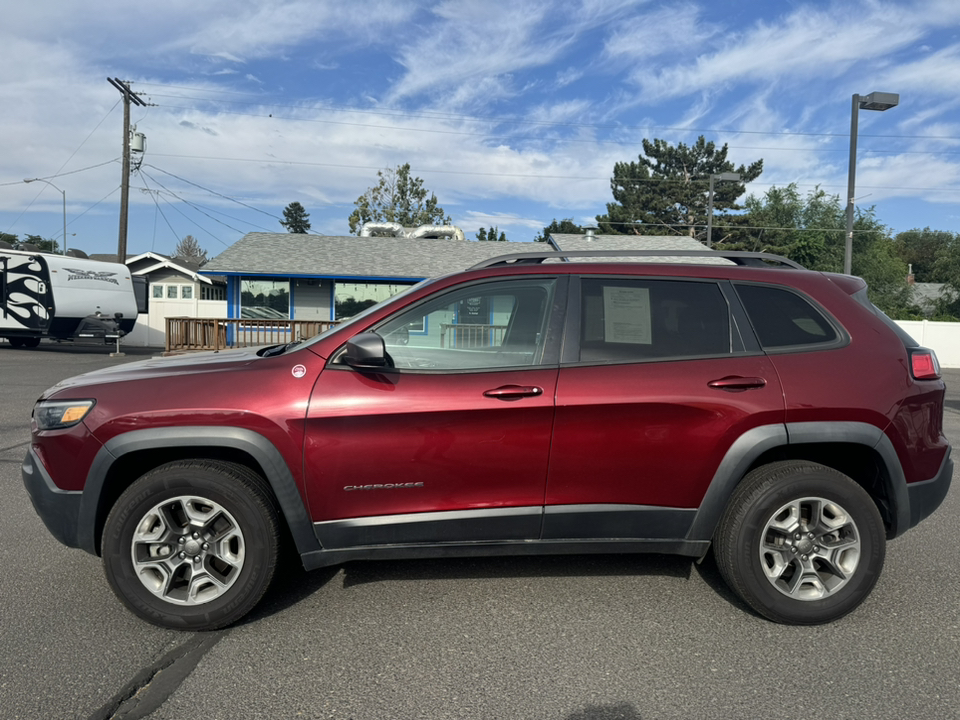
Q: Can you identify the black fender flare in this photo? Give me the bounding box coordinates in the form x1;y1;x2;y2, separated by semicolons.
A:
76;427;321;557
686;421;910;543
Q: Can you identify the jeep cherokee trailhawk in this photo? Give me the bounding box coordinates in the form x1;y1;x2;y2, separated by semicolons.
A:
23;250;952;629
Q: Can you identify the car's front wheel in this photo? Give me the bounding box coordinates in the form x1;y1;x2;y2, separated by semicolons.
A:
102;460;281;630
714;461;886;624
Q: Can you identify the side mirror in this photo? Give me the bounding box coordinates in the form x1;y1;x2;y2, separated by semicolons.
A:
343;332;391;369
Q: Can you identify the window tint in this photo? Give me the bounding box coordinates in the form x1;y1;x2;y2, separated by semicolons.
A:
578;278;731;362
375;279;556;370
736;284;838;348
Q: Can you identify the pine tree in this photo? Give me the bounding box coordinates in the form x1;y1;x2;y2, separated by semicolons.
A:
596;136;762;240
281;202;311;233
476;226;506;241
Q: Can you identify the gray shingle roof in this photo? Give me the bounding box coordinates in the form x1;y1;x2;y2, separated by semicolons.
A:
548;234;732;264
201;233;542;279
200;232;721;279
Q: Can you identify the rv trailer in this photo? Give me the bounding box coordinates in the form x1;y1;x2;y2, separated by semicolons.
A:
0;247;145;347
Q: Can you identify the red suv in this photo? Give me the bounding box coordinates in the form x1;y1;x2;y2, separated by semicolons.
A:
23;250;952;629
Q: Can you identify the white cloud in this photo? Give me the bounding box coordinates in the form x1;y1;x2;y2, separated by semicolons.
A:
603;3;715;63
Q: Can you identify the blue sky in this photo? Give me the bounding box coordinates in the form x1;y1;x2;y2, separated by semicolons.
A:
2;0;959;259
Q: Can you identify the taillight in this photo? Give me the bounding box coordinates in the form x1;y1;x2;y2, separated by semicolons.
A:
910;348;941;380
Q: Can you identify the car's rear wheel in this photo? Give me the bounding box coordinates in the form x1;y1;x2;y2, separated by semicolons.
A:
714;460;886;624
102;460;280;630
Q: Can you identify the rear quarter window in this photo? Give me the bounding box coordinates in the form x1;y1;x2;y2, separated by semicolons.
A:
735;283;840;349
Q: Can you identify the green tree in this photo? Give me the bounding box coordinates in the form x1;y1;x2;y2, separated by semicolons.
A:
0;232;18;246
476;226;506;242
596;136;762;239
734;184;914;316
173;234;208;265
20;234;60;253
348;163;451;235
280;202;311;233
534;218;582;242
894;228;959;283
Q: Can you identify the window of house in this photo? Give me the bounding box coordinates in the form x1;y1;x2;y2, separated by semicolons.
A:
181;286;193;299
201;286;225;301
167;285;179;299
334;282;412;322
373;279;557;370
735;284;840;349
578;278;732;363
241;279;289;319
152;285;164;299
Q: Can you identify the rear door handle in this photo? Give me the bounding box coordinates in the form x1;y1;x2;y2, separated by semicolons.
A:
483;385;544;400
707;376;767;391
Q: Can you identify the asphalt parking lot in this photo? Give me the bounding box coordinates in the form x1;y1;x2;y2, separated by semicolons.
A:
1;341;959;720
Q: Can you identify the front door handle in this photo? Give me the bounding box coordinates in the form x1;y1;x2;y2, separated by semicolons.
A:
707;376;767;392
483;385;544;400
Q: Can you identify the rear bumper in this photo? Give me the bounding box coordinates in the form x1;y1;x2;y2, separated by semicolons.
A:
906;448;953;530
22;447;83;550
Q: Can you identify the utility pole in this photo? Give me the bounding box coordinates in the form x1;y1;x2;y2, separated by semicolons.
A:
107;78;148;263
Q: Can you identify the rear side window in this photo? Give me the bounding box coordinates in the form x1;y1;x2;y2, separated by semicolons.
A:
578;278;731;362
736;284;839;349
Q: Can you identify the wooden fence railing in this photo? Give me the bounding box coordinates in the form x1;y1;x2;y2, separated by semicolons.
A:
165;317;338;353
439;323;507;348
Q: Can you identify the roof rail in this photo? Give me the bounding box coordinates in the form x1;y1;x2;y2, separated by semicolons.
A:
469;249;805;270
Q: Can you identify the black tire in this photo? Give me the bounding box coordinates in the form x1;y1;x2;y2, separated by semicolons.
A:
21;337;40;348
7;337;25;348
102;460;281;630
714;460;885;625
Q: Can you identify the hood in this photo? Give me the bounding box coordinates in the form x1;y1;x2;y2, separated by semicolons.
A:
43;347;263;395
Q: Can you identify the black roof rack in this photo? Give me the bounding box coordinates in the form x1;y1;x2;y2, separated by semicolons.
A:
469;249;805;270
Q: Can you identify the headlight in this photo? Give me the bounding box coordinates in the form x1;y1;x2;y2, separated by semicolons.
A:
34;400;96;430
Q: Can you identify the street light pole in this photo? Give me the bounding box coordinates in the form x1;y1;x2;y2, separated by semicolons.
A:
23;178;67;255
706;172;741;248
844;91;899;275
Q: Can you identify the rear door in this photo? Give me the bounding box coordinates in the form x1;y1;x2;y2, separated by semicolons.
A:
543;275;785;540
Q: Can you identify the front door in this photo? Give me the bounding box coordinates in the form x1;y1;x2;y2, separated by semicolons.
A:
303;276;564;549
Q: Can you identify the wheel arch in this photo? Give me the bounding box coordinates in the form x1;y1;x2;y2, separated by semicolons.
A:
77;427;321;558
687;422;909;543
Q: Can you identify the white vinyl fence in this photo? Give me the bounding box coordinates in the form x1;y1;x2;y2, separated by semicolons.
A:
895;321;960;368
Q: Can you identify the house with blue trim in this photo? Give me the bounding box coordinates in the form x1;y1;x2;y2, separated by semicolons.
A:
199;225;715;324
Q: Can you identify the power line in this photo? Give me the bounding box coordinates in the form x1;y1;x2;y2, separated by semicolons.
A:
137;168;244;243
141;163;282;221
145;153;960;196
154;101;960;155
138;83;960;143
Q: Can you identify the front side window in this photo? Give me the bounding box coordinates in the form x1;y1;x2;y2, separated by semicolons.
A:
167;285;179;299
152;285;163;299
241;279;290;319
374;279;557;370
735;284;839;349
578;278;732;362
181;286;193;300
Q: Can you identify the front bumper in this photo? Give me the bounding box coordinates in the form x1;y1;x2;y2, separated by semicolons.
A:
22;447;83;549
